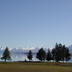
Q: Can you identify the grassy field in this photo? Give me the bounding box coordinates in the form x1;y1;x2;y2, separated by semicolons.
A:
0;62;72;72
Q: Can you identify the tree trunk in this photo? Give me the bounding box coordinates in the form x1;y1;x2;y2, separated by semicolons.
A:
5;59;6;62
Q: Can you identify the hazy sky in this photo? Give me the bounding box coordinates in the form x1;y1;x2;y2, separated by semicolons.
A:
0;0;72;49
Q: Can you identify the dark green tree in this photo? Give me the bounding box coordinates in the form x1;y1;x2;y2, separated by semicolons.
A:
64;47;71;62
52;43;60;62
36;48;46;61
1;47;11;62
27;50;33;61
46;49;52;61
52;43;71;62
58;44;71;62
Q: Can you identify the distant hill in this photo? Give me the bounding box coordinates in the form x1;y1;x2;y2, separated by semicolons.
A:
68;45;72;54
0;46;71;55
0;47;49;55
0;47;39;54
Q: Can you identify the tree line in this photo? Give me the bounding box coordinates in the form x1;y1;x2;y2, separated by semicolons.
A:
0;43;71;62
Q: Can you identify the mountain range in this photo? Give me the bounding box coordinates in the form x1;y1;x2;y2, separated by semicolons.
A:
0;45;72;54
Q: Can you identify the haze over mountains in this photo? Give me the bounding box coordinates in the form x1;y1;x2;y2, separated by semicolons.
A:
0;47;47;54
68;45;72;54
0;45;72;54
0;45;72;61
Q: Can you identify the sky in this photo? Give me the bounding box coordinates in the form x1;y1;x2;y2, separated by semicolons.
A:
0;0;72;49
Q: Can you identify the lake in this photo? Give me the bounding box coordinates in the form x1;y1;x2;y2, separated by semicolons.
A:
0;52;72;62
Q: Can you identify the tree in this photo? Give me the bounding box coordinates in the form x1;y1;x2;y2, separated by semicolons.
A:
36;48;46;61
58;44;71;62
51;48;56;62
64;47;71;62
27;50;33;61
52;43;61;62
46;49;52;61
52;43;71;62
1;47;11;62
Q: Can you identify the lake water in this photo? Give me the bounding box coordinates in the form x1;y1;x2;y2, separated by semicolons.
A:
0;53;39;61
0;53;72;62
11;53;38;61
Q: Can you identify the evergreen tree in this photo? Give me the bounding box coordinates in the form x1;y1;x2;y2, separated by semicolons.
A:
1;47;11;62
36;48;46;61
46;49;52;61
61;45;67;61
27;50;33;61
52;43;60;62
64;47;71;61
52;43;71;62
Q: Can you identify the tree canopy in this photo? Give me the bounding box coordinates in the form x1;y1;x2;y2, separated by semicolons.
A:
52;43;71;62
1;47;11;62
27;50;33;61
36;48;46;61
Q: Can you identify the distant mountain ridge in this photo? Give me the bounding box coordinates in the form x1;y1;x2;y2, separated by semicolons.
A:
0;47;40;54
68;45;72;54
0;45;72;54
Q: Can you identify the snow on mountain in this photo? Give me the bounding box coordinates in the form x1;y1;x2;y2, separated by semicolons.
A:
0;45;72;54
68;45;72;54
0;47;50;54
0;47;39;54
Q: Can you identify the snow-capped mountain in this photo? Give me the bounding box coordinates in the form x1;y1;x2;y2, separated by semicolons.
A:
0;47;39;54
0;47;49;54
68;45;72;54
0;45;72;54
0;46;72;61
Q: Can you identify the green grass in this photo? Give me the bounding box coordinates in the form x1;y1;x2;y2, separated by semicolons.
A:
0;62;72;72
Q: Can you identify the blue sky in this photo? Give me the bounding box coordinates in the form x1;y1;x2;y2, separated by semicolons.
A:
0;0;72;49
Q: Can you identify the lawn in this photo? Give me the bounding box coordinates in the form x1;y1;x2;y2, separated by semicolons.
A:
0;62;72;72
